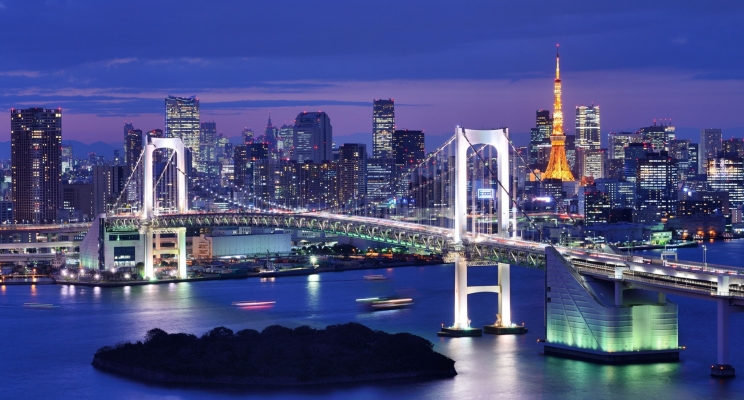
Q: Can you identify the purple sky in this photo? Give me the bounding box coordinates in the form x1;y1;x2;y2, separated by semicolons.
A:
1;1;743;149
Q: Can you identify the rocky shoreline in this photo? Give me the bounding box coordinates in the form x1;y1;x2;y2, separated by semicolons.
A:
92;323;456;387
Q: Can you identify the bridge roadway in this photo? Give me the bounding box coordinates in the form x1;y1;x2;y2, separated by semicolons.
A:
0;222;91;234
105;211;549;268
104;210;744;299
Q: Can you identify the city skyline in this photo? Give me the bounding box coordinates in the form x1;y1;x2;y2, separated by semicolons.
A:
0;2;743;146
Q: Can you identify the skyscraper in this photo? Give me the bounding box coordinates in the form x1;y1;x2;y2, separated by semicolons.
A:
608;132;643;161
529;110;552;170
637;123;670;152
277;124;294;159
11;107;62;224
338;143;367;210
393;129;425;197
575;105;600;150
543;47;575;181
93;165;127;216
165;96;200;169
200;121;217;169
372;99;395;159
700;128;723;173
292;111;332;164
125;129;143;174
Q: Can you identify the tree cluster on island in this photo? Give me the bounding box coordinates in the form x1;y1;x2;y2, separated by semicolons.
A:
92;322;457;386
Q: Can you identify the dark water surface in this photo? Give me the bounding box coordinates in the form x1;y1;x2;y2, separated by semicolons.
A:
2;240;744;399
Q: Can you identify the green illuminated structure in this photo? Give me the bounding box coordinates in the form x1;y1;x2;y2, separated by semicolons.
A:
544;248;679;363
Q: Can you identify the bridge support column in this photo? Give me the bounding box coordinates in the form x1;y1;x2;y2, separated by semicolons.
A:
484;263;527;335
438;253;482;337
498;262;511;326
712;298;735;378
614;281;624;306
142;225;154;280
177;227;187;279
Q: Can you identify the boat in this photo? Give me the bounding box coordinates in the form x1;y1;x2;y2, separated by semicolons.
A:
231;300;276;307
363;274;387;281
23;302;59;309
356;296;413;310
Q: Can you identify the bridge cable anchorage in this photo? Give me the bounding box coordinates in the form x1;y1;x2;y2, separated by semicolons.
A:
461;131;549;244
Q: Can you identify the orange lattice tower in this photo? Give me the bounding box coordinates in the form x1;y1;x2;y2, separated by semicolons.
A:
543;46;575;181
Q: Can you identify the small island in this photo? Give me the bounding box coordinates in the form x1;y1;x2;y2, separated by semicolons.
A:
92;322;456;386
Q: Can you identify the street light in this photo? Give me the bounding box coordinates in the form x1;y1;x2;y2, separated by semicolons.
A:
702;245;707;269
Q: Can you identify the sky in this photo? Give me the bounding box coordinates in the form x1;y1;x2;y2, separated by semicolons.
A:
1;1;744;150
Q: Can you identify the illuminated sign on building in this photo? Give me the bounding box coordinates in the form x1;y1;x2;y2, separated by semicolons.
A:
477;189;495;199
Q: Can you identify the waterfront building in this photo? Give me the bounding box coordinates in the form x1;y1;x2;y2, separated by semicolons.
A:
706;156;744;207
338;143;368;211
543;48;575;182
292;111;332;164
11;107;62;224
165;96;200;169
366;158;394;202
575;104;600;150
372;99;395;159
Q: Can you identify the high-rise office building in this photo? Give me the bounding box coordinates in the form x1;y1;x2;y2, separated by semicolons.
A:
232;145;250;187
264;113;279;157
125;129;143;174
608;132;642;161
722;138;744;159
372;99;395;159
292;111;332;164
242;128;254;144
123;122;134;154
636;151;678;220
338;143;367;210
392;129;425;198
277;124;294;159
577;148;606;180
700;128;722;173
623;142;651;182
62;183;94;220
637;123;670;152
200;121;217;168
707;156;744;207
11;107;62;224
575;105;600;150
529;110;552;169
165;96;200;169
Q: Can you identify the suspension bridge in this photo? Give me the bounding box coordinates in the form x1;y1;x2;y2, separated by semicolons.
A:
77;127;744;377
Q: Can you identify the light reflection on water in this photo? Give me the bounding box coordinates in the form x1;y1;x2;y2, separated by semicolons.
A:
0;243;743;399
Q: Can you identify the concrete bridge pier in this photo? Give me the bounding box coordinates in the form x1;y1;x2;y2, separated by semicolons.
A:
142;225;154;280
484;263;527;335
438;253;482;337
712;276;735;378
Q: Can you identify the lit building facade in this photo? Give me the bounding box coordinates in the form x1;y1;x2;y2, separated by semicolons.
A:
372;99;395;159
636;151;678;220
338;143;367;210
706;156;744;207
393;129;425;197
700;128;722;173
165;96;200;170
575;104;600;150
292;111;332;164
529;109;552;170
608;132;642;161
11;108;62;224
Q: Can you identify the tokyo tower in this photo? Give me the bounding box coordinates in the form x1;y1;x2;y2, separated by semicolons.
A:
543;46;575;181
